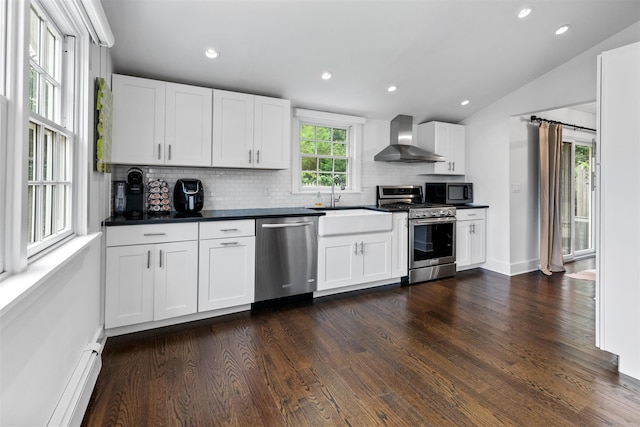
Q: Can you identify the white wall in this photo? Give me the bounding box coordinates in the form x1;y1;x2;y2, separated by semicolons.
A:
110;120;466;211
0;39;112;425
462;21;640;275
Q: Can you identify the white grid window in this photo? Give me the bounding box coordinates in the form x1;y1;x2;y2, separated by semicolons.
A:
27;3;73;256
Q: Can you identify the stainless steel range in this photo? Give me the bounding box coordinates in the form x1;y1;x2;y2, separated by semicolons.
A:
377;185;456;284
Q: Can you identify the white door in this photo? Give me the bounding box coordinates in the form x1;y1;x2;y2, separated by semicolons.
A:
361;234;392;282
253;96;291;169
212;90;255;167
318;236;359;290
456;221;471;269
469;220;486;265
112;75;165;165
165;82;213;167
391;212;408;278
448;124;465;174
154;241;198;321
105;245;155;328
198;237;256;311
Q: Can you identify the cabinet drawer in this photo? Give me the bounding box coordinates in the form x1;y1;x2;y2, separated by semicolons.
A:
457;209;486;221
200;219;255;239
106;223;199;247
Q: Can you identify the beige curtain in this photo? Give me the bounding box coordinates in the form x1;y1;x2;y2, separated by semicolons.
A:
539;123;565;276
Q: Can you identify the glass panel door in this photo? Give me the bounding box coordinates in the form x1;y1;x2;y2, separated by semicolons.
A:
560;139;594;259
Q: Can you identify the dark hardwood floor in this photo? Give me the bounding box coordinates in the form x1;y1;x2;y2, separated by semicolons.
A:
82;259;640;426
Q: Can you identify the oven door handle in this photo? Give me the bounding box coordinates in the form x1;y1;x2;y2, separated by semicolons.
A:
412;218;456;225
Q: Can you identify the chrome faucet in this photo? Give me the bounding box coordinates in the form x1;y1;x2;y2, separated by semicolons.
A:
331;174;345;208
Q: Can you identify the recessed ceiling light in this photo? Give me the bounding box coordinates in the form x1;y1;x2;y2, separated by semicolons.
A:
321;72;332;80
517;7;532;19
205;48;219;59
555;25;570;35
460;99;470;106
387;85;397;92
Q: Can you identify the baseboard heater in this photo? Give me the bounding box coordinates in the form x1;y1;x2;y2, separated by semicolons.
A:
48;342;102;427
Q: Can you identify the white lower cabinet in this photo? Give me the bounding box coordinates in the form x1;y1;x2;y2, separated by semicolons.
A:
391;212;408;278
318;232;392;291
198;220;256;311
456;209;486;270
105;238;198;329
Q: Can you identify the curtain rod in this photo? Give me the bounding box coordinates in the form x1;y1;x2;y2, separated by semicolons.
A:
530;115;596;133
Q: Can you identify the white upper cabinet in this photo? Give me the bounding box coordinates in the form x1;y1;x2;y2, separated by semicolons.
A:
212;90;255;168
165;82;213;166
112;74;213;166
212;89;291;169
112;75;166;165
417;121;466;175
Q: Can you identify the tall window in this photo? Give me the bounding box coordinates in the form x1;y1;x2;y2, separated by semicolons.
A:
560;138;594;259
300;123;349;189
28;4;73;256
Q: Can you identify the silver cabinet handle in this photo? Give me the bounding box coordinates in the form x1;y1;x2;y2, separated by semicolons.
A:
452;161;455;171
168;144;172;160
249;149;252;164
144;233;167;236
354;242;359;255
359;241;364;255
256;150;260;164
147;250;151;269
158;143;161;160
159;249;163;268
221;241;239;246
220;228;239;232
261;222;313;229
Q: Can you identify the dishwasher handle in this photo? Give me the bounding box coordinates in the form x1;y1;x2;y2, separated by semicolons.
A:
261;221;314;229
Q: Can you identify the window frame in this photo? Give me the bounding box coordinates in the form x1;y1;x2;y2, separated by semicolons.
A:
27;1;76;257
292;108;365;194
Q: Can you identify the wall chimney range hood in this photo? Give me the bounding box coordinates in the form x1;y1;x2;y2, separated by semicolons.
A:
374;115;445;163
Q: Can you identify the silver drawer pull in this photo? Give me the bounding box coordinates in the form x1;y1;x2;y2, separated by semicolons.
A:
221;242;239;246
220;228;239;232
144;233;167;236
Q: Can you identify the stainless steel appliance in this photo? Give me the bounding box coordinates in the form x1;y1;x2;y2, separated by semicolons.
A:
125;167;144;218
424;182;473;205
377;185;456;284
173;179;204;213
255;216;318;302
373;115;445;163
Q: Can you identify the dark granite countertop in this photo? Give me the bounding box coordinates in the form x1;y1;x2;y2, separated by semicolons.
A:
103;207;326;226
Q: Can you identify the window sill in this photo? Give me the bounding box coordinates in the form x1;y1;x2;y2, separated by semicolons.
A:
0;233;102;317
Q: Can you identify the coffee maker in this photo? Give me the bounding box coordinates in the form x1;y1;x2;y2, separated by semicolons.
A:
125;167;144;218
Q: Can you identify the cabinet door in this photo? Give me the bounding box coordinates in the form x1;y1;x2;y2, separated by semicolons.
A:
361;234;392;282
253;96;291;169
154;241;198;321
112;75;165;165
391;212;408;278
456;220;471;269
212;90;255;167
105;245;155;328
198;237;255;311
447;124;465;174
469;219;486;265
418;121;465;175
165;83;213;167
318;236;359;290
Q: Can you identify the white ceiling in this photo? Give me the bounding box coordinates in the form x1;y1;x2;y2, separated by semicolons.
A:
101;0;640;123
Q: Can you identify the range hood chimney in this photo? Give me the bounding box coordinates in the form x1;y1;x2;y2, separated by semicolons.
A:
374;115;445;163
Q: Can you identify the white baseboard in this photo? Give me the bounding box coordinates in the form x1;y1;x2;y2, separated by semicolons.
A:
48;342;102;427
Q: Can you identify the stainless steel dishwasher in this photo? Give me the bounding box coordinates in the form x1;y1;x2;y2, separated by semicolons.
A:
255;216;318;302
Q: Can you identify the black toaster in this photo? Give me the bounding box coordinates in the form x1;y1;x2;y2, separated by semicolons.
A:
173;179;204;213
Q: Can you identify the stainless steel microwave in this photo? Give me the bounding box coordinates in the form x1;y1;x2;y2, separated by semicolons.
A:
424;182;473;205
